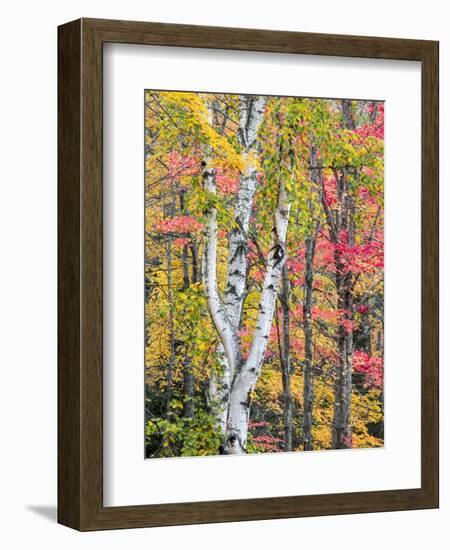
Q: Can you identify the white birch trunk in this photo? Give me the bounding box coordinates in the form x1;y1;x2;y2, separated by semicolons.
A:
208;343;231;430
207;96;266;433
223;169;257;330
202;164;240;377
203;96;292;450
224;96;266;331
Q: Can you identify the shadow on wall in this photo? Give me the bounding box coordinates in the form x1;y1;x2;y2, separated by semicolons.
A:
27;505;57;523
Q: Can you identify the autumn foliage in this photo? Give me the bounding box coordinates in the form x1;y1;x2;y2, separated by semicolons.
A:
145;91;384;457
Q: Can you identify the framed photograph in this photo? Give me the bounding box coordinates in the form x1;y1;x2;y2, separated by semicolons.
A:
58;18;439;530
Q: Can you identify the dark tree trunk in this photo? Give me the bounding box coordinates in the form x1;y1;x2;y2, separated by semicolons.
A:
182;243;190;289
302;233;316;451
182;241;195;418
331;167;355;448
183;360;195;418
279;264;292;452
178;190;196;418
332;261;354;449
165;239;175;417
358;303;372;353
328;101;358;449
341;99;356;130
302;142;320;451
190;240;199;283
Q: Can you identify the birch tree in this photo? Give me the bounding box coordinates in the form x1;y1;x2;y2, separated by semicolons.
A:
207;96;266;432
203;96;301;450
144;91;385;457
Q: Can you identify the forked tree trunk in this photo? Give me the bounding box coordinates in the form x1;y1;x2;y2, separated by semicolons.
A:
204;167;291;447
226;174;291;448
204;96;292;450
203;165;292;448
208;96;266;435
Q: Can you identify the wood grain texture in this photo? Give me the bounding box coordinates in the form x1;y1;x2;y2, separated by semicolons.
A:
57;19;82;530
420;40;439;506
57;18;439;531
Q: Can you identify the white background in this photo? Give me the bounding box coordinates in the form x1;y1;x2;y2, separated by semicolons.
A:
104;45;421;506
0;0;448;548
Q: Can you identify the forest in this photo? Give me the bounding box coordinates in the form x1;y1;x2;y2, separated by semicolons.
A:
144;90;384;458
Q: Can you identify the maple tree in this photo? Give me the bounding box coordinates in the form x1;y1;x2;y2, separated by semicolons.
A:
144;91;384;457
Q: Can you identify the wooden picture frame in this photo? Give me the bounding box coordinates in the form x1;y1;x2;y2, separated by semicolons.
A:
58;18;439;531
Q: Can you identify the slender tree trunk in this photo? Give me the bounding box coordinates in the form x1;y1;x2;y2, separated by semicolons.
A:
332;259;354;448
303;142;320;451
328;100;357;449
179;190;195;418
331;173;355;449
302;233;317;450
280;264;292;452
181;241;195;418
359;303;372;354
165;238;175;417
342;99;356;130
182;243;190;288
183;360;195;418
190;239;199;283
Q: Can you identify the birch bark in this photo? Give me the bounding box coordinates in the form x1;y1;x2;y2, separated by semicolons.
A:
202;164;241;377
224;96;266;329
204;96;293;450
226;174;291;448
207;96;266;434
